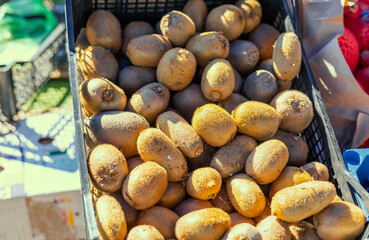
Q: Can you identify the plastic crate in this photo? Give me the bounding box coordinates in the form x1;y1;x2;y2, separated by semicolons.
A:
65;0;369;238
0;18;67;120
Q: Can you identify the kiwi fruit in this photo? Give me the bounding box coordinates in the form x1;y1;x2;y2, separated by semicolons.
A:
257;59;293;92
273;32;302;82
122;21;155;56
187;142;218;171
136;206;179;239
88;144;128;193
160;10;196;47
118;66;156;96
242;70;278;103
127;83;170;124
79;78;127;117
210;135;257;178
272;130;309;167
302;162;329;181
258;58;274;72
233;67;243;93
173;198;213;217
156;111;203;158
80;46;119;81
192;104;237;147
127;225;164;240
86;10;122;53
235;0;262;34
227;40;259;74
222;223;262;240
96;195;127;240
126;34;172;67
183;0;208;32
289;221;320;240
211;184;235;213
232;101;280;141
257;216;291;240
246;139;289;184
157;48;197;91
249;23;280;60
253;198;271;225
173;84;211;122
126;156;144;172
201;58;235;101
137;128;188;182
108;192;138;231
218;93;248;114
229;213;255;227
205;4;245;41
84;111;149;158
186;31;230;66
122;161;168;210
270;90;314;133
186;167;222;200
158;182;186;209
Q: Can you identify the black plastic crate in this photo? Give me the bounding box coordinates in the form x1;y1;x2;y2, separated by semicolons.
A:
0;12;67;120
65;0;369;239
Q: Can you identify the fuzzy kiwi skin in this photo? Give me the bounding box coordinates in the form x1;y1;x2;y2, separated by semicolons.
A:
158;182;186;209
211;184;235;213
253;198;271;225
127;225;164;240
156;111;203;158
173;198;213;217
272;130;309;167
157;48;197;91
227;40;259;74
235;0;262;34
302;162;329;181
122;21;155;56
233;68;243;93
218;93;248;114
118;66;155;96
273;32;302;82
96;195;127;240
137;128;188;182
257;59;293;92
227;173;266;218
126;34;172;67
229;213;255;227
80;46;119;81
173;84;211;122
210;135;257;178
127;83;170;124
175;208;231;240
122;161;168;210
88;144;128;193
186;167;222;200
86;10;122;53
160;10;196;47
205;4;245;41
183;0;208;32
271;181;336;222
136;206;179;239
242;70;278;103
192;104;237;147
313;201;366;240
186;32;230;66
126;156;144;172
289;221;320;240
257;216;291;240
84;111;149;158
222;223;261;240
269;166;313;199
188;142;217;171
249;23;280;60
107;192;138;231
232;101;280;141
201;59;235;101
270;90;314;133
246;139;289;185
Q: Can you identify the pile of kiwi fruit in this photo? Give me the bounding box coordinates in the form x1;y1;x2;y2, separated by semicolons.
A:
76;0;366;239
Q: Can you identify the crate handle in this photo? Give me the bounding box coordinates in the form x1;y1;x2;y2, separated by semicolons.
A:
341;168;369;210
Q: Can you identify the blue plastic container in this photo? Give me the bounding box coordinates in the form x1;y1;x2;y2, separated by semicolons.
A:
343;148;369;220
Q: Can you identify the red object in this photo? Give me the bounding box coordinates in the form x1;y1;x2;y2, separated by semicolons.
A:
338;27;360;72
359;50;369;67
359;138;369;148
344;1;369;51
354;66;369;94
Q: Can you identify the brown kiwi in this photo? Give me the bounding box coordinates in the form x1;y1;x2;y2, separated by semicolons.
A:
229;213;255;227
126;156;144;172
242;70;278;103
257;58;293;92
302;162;329;181
127;225;164;240
187;142;218;171
249;23;280;60
211;184;235;213
218;93;248;114
183;0;208;32
235;0;262;34
227;40;259;74
118;66;156;96
173;198;213;217
158;182;186;209
122;21;155;57
186;167;222;200
257;216;291;240
108;192;138;231
233;67;244;93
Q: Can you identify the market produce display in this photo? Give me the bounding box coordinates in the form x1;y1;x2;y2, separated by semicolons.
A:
76;0;367;239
